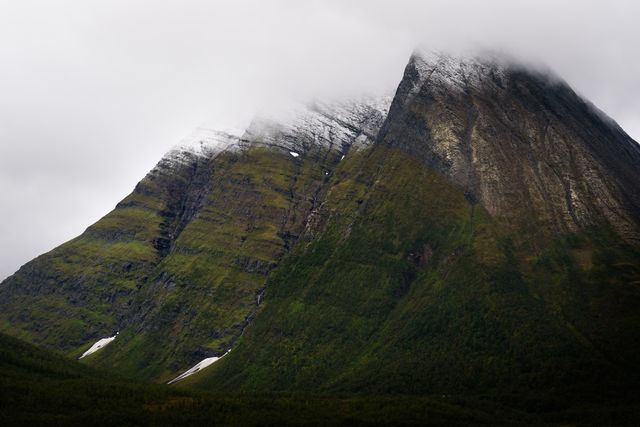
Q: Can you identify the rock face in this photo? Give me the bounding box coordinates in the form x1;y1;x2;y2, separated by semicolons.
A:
381;51;640;241
0;50;639;406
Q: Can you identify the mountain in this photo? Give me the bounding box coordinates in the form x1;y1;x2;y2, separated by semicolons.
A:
384;52;640;240
185;52;640;401
0;96;391;382
1;50;639;419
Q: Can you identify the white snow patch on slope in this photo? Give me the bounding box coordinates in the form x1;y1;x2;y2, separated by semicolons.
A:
167;350;230;385
79;333;118;359
289;151;299;157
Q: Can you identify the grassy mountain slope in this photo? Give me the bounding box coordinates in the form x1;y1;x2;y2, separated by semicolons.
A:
91;145;337;381
0;102;388;382
0;148;198;352
187;143;640;418
0;142;338;381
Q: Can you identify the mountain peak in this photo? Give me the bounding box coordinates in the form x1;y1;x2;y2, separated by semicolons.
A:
405;49;569;97
408;49;505;89
383;49;640;239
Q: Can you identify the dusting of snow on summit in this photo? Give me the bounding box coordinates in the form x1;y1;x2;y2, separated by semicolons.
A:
172;127;242;159
153;127;243;172
407;49;513;98
154;94;391;172
243;94;392;156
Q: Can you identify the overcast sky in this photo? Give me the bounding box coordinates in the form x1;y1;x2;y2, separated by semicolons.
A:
0;0;638;280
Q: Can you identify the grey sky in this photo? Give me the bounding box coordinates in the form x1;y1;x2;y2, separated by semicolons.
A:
1;0;639;280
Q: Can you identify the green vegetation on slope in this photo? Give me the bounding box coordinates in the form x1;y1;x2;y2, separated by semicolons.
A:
0;151;199;355
87;146;339;381
187;144;640;419
0;142;344;382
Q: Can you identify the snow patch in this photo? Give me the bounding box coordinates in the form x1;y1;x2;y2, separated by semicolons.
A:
289;151;300;158
167;350;231;385
79;333;118;359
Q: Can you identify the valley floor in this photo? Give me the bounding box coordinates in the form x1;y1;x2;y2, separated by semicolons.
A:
2;332;639;426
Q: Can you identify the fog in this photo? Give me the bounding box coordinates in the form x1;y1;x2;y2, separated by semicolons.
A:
1;0;638;280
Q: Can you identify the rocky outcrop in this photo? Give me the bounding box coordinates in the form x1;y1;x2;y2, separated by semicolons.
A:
381;51;640;241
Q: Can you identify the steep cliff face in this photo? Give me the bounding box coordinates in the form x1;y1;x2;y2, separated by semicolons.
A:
0;97;391;380
381;51;640;242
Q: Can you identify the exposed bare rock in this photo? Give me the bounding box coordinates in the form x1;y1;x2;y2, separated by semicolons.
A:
381;50;640;241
